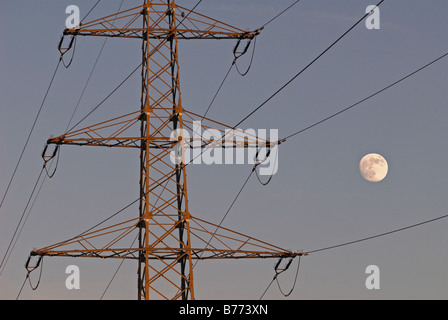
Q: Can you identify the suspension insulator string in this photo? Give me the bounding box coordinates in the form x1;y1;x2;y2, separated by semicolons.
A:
42;144;61;178
58;34;77;68
275;255;302;297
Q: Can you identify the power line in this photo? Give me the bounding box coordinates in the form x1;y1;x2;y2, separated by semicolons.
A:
282;50;448;141
0;167;46;277
80;0;102;24
65;0;126;132
16;274;29;300
0;59;61;213
65;38;105;131
0;171;48;279
306;213;448;255
262;0;303;28
259;278;275;300
202;62;235;119
193;168;255;268
65;61;143;134
259;213;448;299
234;0;385;129
181;0;203;21
3;155;60;279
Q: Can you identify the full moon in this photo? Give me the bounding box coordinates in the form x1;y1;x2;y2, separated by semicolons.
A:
359;153;388;182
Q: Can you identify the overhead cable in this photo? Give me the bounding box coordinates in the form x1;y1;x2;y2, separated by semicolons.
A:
306;213;448;255
0;59;62;213
262;0;303;28
282;50;448;141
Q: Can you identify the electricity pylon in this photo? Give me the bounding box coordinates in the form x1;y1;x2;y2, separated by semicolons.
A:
31;0;301;300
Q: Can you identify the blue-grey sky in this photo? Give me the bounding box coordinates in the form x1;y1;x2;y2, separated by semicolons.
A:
1;0;447;300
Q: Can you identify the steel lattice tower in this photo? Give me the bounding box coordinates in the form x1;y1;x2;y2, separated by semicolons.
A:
31;0;301;300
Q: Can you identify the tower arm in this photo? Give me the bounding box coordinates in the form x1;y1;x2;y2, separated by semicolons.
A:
64;4;261;40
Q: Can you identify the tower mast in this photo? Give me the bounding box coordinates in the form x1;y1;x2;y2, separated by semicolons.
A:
138;0;193;300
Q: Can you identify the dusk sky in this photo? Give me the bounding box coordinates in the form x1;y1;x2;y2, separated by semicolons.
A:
1;0;447;300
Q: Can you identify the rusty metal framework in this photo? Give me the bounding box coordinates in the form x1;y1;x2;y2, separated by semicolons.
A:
31;0;301;300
